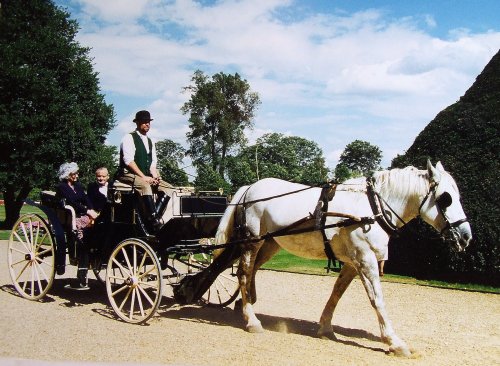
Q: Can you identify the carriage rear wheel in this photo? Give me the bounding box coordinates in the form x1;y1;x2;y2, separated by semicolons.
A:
105;239;163;324
8;213;56;300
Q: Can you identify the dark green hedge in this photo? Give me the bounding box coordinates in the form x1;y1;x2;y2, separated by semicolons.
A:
389;50;500;286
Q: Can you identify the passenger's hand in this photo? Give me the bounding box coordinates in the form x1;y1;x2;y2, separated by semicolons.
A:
87;209;99;220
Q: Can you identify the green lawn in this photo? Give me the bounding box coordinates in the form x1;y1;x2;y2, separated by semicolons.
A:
1;204;498;293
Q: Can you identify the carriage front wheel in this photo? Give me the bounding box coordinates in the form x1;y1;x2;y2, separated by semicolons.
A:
8;213;56;300
105;239;163;324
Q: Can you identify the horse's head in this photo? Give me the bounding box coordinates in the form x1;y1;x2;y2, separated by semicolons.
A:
419;160;472;252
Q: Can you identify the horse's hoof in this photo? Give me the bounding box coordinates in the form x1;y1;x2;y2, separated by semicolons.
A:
247;324;264;333
389;345;412;358
317;331;336;340
318;333;337;341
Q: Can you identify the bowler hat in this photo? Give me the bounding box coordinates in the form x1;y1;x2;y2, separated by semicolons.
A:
133;110;153;122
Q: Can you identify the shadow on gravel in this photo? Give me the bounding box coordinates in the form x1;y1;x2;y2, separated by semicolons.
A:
158;299;385;354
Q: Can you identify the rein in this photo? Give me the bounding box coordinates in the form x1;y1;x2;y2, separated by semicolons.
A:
366;177;404;236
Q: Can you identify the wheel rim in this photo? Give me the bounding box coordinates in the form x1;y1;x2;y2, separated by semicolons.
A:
8;214;55;300
106;239;163;324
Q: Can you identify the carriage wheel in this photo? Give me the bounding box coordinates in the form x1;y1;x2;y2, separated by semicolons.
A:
106;239;163;324
8;213;56;300
201;260;239;307
189;252;240;308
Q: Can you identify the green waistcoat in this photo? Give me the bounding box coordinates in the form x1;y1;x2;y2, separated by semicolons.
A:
131;132;153;176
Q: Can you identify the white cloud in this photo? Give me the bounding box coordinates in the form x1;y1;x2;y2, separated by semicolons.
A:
64;0;500;171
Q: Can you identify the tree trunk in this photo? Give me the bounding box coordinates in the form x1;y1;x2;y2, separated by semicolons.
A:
1;184;32;229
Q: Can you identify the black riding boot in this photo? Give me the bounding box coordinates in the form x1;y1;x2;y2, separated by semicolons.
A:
77;268;88;287
139;195;162;233
155;192;170;218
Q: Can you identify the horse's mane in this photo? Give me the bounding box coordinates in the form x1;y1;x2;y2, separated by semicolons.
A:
371;166;430;203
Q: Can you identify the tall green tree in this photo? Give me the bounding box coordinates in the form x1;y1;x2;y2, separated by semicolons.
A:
156;139;189;186
227;133;329;187
0;0;115;228
181;70;260;177
335;140;382;180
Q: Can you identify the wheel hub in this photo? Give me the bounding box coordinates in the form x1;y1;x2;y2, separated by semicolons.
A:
125;276;138;288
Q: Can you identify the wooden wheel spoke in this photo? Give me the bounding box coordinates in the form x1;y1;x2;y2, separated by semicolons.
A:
120;247;134;274
15;261;31;282
108;274;127;282
10;246;28;256
111;257;131;277
137;265;156;280
135;288;145;317
138;251;147;271
129;288;136;319
33;259;49;283
118;287;133;312
137;284;156;306
111;283;129;297
13;231;31;253
36;247;52;257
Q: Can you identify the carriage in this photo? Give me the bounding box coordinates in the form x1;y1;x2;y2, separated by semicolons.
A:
7;181;241;324
7;161;473;357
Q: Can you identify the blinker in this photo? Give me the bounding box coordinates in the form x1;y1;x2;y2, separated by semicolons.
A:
436;192;452;209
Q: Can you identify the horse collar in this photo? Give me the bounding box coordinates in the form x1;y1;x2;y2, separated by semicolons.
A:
366;177;401;236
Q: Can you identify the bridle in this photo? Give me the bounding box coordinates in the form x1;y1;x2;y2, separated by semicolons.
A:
418;181;469;239
368;177;469;240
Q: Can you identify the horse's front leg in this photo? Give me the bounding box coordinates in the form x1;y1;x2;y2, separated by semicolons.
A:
357;256;411;357
318;263;357;339
238;241;265;333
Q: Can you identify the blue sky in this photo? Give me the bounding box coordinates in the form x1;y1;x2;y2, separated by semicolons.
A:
54;0;500;172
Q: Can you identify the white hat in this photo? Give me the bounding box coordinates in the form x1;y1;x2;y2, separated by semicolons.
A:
58;162;79;181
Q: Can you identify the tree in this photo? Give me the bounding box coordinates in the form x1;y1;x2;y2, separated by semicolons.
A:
336;140;382;178
193;164;231;193
227;133;329;187
181;70;260;177
0;0;115;228
156;139;189;186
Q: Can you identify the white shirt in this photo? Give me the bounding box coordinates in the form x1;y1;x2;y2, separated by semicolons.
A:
120;130;158;172
98;183;108;197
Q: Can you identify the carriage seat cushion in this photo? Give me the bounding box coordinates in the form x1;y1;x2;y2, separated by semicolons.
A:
40;191;76;231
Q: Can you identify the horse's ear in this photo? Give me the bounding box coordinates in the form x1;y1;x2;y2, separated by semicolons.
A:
427;159;441;183
436;161;445;172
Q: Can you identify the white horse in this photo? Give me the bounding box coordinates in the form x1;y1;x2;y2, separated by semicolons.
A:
215;160;472;357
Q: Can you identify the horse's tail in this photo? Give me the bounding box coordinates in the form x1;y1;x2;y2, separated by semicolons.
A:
215;185;249;245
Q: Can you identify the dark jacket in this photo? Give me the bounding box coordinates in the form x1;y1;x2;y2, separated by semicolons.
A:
56;181;93;217
87;182;109;212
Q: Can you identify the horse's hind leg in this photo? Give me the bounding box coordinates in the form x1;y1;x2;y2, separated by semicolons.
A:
318;263;357;339
238;241;265;333
250;239;280;304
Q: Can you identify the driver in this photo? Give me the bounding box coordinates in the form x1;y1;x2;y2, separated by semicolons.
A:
116;110;174;233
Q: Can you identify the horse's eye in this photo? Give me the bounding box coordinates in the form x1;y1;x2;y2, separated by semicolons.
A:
436;192;452;209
